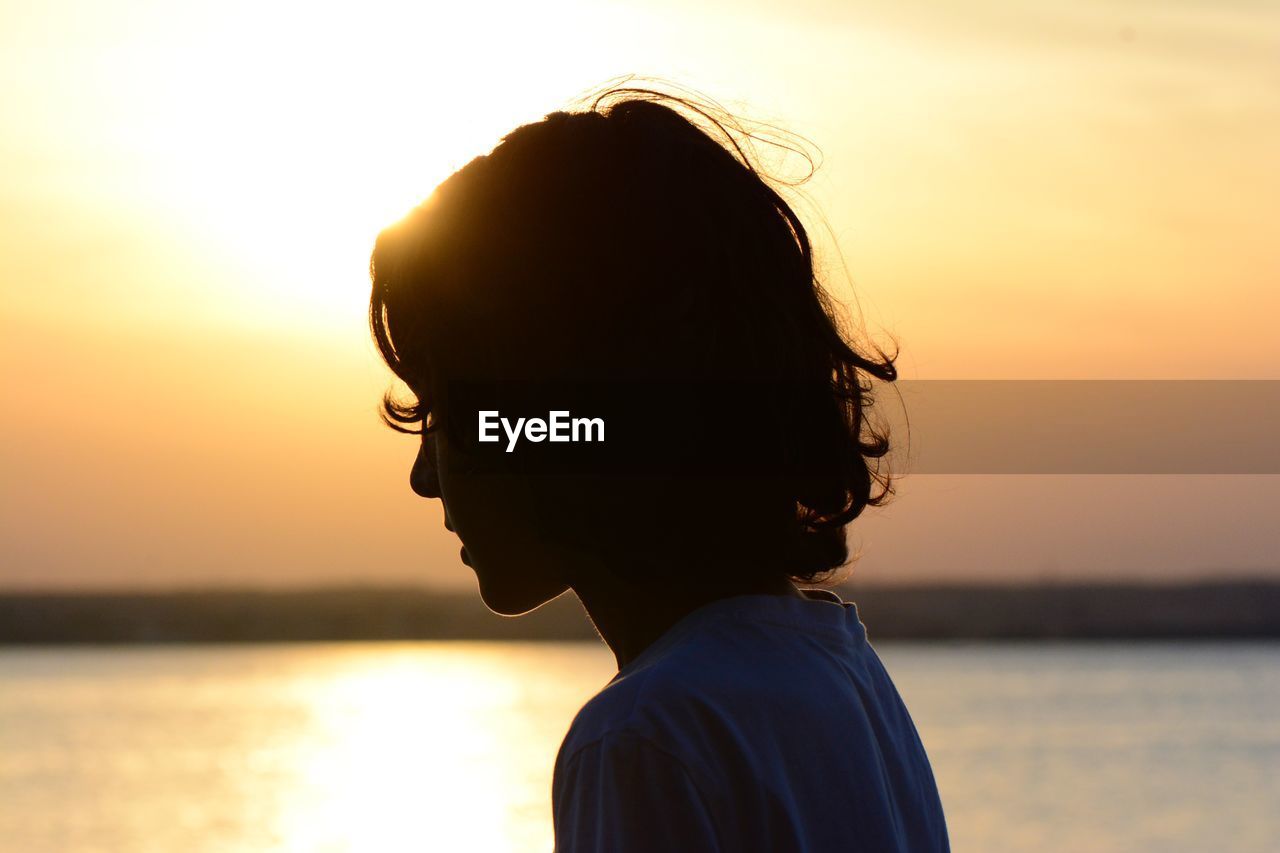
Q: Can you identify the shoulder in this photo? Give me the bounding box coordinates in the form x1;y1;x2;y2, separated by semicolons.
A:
554;650;711;770
557;610;845;773
551;648;736;846
552;727;725;852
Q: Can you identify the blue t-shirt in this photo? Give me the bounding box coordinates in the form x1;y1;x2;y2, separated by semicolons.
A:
551;588;949;852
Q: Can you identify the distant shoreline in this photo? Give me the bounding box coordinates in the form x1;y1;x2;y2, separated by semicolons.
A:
1;581;1278;644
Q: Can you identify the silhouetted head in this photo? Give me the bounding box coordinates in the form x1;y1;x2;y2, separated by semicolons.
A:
370;85;896;614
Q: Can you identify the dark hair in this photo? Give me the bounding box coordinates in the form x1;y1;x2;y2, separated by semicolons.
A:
370;84;897;584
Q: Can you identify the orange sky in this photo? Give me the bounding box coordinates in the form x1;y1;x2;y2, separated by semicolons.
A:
3;0;1278;589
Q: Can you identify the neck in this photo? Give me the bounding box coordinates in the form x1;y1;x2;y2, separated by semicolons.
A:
570;565;806;671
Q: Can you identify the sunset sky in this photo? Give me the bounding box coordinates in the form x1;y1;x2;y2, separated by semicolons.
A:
3;0;1278;589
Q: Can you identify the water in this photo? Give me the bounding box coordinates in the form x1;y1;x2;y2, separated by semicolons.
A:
1;642;1276;852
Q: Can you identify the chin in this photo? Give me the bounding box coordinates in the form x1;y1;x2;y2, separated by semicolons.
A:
472;567;567;616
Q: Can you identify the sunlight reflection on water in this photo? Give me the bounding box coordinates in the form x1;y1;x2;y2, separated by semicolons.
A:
0;643;611;853
1;642;1277;852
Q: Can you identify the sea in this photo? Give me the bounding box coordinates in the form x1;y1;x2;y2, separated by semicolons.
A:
1;642;1277;852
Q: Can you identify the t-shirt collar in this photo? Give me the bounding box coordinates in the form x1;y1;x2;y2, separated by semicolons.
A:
610;587;860;682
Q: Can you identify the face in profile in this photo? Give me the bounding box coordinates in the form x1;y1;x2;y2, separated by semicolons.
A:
372;94;895;596
410;426;571;616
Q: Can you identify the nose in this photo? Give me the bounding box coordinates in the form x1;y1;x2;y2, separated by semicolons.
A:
410;439;441;499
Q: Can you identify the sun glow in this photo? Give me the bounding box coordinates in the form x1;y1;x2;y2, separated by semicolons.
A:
147;1;620;332
6;0;633;334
